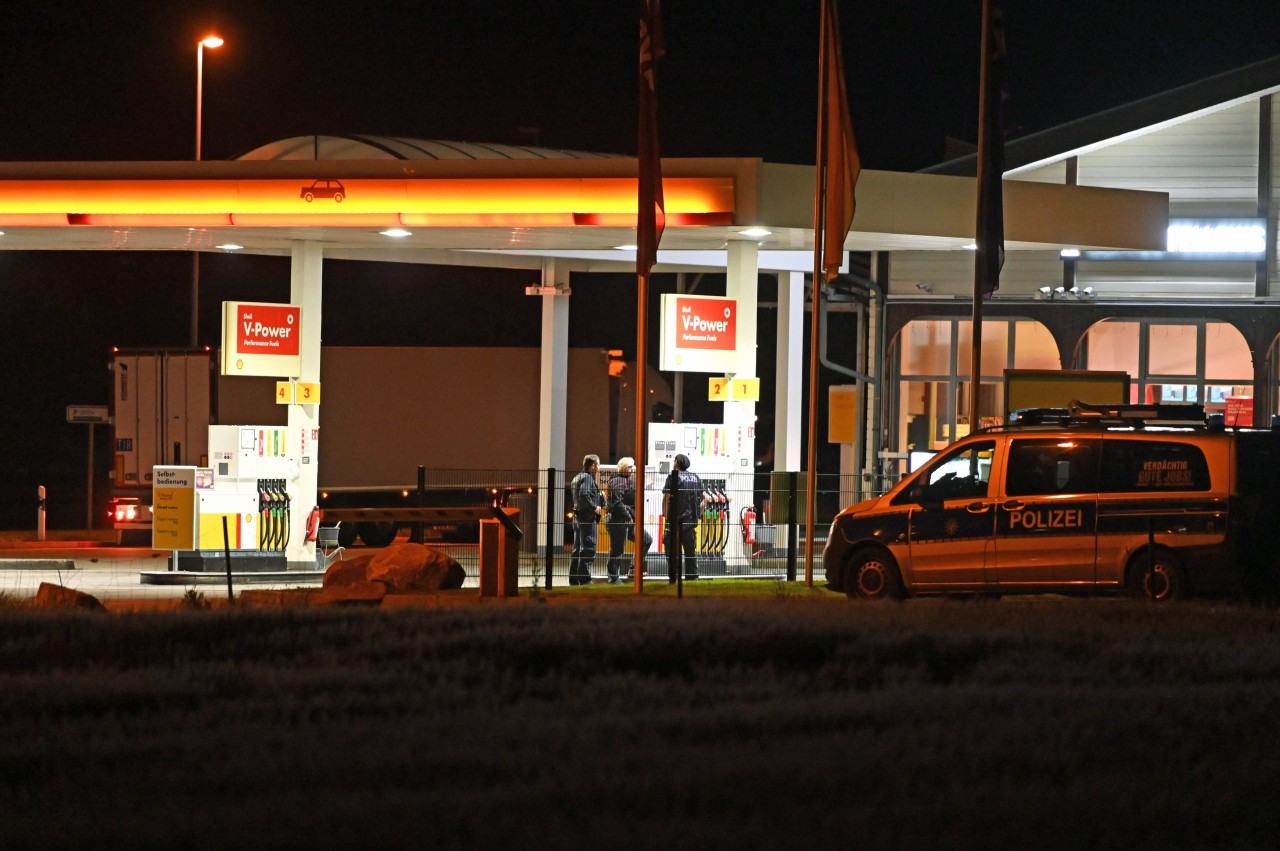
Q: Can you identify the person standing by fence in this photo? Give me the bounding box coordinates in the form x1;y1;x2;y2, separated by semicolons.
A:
606;456;652;584
569;454;606;585
662;453;709;583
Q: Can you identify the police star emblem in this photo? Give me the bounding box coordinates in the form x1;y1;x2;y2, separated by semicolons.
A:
944;518;960;536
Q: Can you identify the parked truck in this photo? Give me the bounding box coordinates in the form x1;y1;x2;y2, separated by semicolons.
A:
108;346;670;546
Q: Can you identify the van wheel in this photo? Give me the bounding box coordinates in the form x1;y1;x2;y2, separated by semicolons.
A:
1127;547;1184;602
357;521;399;548
847;547;904;601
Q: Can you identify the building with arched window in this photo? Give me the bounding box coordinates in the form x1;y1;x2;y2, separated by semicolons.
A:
872;56;1280;479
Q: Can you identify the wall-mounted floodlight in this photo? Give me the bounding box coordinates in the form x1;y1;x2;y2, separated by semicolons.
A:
1060;248;1081;258
1038;286;1053;300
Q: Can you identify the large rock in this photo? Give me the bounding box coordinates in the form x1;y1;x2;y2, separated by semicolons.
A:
322;554;375;588
366;543;466;593
34;582;107;612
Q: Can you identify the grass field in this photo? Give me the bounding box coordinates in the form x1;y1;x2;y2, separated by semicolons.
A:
2;593;1279;849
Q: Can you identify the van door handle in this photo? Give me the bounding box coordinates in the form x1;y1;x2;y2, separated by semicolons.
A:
1002;500;1025;511
966;502;989;514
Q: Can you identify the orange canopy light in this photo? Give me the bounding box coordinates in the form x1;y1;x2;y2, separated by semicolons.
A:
0;177;736;227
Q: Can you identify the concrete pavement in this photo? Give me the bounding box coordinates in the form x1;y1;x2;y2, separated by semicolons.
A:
0;535;325;602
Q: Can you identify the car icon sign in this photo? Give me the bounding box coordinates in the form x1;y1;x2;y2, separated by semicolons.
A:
301;179;345;203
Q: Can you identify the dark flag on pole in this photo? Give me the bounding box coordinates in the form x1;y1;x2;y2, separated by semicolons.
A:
976;0;1006;297
819;0;860;281
637;0;665;277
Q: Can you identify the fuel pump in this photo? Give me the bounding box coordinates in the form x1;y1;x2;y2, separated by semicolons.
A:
182;425;300;571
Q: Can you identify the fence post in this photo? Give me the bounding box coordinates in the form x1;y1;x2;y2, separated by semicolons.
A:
786;471;798;582
544;466;556;589
410;465;426;544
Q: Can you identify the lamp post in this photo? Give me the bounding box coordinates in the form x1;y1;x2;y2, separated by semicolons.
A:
195;35;223;160
192;35;223;346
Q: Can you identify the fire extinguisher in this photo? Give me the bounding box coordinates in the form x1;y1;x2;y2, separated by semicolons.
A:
740;504;756;545
306;506;321;542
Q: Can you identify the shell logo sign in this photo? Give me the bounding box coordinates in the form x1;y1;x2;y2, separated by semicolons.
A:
221;301;302;378
659;294;738;373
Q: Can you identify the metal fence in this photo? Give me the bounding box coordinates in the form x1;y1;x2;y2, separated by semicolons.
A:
347;466;896;588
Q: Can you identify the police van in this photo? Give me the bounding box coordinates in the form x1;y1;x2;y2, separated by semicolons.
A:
823;403;1280;603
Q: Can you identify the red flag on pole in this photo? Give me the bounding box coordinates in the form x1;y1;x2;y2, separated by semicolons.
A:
637;0;665;277
807;0;861;586
819;0;859;280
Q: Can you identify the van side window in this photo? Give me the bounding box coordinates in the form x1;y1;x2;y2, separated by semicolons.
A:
1099;440;1210;492
893;440;995;504
1005;438;1100;496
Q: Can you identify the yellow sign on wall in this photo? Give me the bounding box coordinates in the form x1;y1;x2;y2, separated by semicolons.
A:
708;377;731;401
828;385;858;443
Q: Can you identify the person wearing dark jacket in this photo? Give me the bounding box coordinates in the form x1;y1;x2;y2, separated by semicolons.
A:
568;454;605;585
605;456;653;584
662;453;710;582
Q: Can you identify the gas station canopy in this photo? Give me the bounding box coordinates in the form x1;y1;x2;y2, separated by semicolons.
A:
0;151;1167;270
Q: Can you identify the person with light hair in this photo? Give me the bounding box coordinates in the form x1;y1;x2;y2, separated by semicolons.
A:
605;456;652;583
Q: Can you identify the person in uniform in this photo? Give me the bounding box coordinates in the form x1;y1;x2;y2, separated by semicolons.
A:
661;453;710;582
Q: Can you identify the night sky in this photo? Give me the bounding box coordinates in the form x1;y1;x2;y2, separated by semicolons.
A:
1;0;1278;527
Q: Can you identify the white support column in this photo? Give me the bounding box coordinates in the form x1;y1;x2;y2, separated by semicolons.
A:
287;240;323;569
775;270;804;472
724;241;759;562
725;241;760;439
537;258;570;554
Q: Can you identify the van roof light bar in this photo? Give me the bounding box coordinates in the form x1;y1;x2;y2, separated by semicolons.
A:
1007;402;1207;427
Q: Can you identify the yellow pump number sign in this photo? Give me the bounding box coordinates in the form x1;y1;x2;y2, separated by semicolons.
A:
275;381;322;405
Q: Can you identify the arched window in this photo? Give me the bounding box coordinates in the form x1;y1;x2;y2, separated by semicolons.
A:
1081;319;1252;418
892;318;1058;460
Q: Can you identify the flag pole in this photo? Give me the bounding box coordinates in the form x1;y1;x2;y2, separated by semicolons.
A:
635;273;648;593
805;0;834;587
969;0;992;432
635;0;664;593
971;0;1004;429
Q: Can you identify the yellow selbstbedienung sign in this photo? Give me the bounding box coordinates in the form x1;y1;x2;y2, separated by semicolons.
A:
152;466;197;550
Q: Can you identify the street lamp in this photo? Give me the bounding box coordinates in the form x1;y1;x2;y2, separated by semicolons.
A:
195;35;223;160
192;35;223;346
